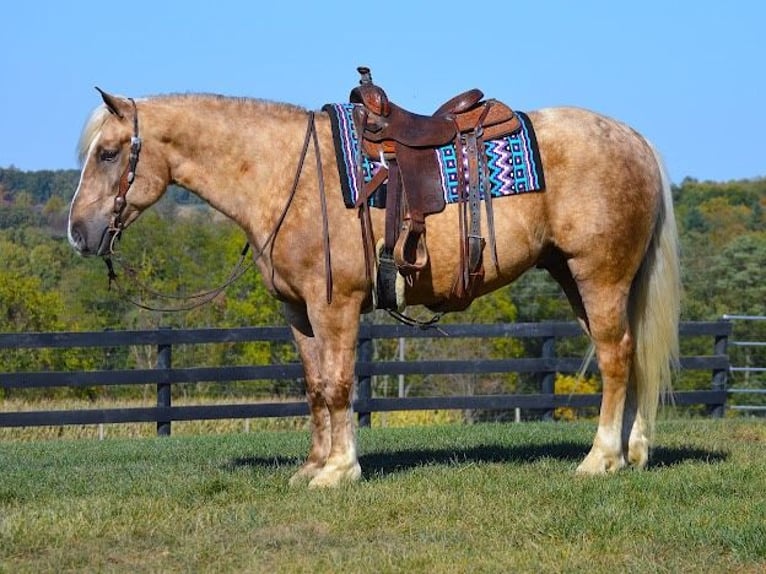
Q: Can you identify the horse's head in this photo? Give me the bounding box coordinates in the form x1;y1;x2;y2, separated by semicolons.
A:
68;89;168;256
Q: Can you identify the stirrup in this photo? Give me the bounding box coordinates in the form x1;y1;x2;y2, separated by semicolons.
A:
375;241;406;312
393;220;429;271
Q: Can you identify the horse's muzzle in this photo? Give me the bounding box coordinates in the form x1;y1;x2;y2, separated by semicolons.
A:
68;221;116;256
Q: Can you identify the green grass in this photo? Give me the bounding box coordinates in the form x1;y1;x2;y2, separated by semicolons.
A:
1;419;764;573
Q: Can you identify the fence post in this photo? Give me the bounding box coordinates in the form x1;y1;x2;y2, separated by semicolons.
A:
710;328;729;418
156;327;172;436
541;336;556;421
356;317;373;428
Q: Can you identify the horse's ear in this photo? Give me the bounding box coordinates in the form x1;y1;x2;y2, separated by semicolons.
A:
95;87;127;119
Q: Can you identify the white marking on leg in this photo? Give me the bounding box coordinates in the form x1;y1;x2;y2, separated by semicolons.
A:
628;412;650;468
308;405;361;488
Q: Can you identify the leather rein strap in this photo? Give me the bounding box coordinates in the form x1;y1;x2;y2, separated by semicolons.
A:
105;110;333;311
271;111;333;304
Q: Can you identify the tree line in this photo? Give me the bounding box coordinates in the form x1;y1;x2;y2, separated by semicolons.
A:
1;167;764;406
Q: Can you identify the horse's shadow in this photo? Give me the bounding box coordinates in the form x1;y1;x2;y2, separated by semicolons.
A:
225;442;728;479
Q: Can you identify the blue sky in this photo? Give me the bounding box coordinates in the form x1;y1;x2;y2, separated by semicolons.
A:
1;1;763;183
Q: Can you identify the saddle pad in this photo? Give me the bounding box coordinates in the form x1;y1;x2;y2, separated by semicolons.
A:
323;103;545;209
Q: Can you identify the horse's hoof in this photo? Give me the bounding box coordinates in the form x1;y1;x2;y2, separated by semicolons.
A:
288;462;324;487
627;437;650;469
307;462;362;489
576;449;626;475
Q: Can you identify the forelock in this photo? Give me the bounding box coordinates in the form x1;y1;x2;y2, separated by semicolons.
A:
77;105;110;165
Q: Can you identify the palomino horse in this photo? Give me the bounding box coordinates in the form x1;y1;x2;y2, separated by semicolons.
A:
68;88;680;487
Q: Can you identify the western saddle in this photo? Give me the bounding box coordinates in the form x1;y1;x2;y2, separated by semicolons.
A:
350;67;521;311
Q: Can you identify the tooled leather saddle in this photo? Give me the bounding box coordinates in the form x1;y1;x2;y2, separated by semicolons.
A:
350;67;522;311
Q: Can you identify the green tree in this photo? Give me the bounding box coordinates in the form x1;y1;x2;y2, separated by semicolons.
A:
709;233;766;317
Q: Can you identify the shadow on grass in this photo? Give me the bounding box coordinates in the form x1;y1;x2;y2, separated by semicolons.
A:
650;445;728;468
223;455;301;472
360;442;585;478
359;443;728;479
224;442;728;478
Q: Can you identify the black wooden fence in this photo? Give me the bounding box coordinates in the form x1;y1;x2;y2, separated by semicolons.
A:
0;321;731;434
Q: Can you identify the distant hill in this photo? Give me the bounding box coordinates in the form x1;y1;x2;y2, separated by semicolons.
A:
0;166;198;206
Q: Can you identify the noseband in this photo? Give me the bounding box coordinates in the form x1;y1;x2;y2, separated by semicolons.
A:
108;97;142;239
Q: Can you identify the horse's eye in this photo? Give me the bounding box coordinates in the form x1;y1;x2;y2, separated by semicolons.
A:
99;149;119;162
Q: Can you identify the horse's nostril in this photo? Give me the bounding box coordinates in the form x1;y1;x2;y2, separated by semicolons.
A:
69;222;87;252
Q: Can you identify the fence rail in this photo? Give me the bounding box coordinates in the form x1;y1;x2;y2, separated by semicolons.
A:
0;321;732;434
721;314;766;413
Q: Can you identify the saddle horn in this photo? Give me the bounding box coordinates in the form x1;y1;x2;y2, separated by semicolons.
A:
357;66;373;85
349;67;390;117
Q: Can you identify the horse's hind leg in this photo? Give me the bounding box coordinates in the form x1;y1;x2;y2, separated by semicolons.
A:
571;277;635;474
545;254;633;472
624;376;647;468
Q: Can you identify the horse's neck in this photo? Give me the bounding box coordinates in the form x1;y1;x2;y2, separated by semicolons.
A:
152;97;310;237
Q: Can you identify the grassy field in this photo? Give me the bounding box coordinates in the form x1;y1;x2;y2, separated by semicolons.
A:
1;419;764;573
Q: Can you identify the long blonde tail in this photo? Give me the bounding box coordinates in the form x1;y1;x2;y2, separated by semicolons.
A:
628;145;681;439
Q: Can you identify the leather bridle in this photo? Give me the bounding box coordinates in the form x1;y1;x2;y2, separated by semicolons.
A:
108;97;142;243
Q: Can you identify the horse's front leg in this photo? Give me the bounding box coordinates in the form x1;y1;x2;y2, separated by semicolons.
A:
308;303;363;488
285;304;331;485
284;300;362;488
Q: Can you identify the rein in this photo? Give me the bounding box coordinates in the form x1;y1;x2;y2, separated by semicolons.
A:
103;110;332;312
105;243;254;312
